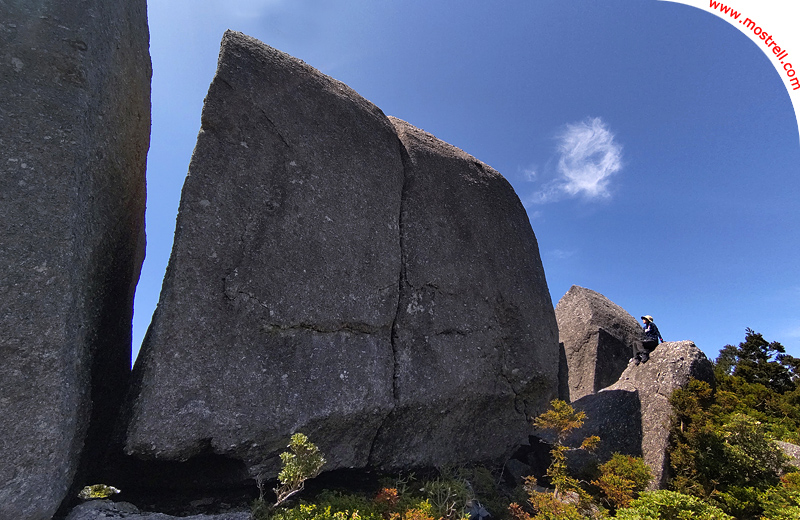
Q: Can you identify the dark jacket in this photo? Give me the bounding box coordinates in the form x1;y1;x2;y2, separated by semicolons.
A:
643;322;663;343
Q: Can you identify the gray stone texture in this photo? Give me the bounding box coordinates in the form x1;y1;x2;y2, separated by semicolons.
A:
121;31;557;480
555;285;643;401
568;341;714;488
777;441;800;471
368;118;558;469
0;1;150;518
65;500;250;520
123;30;402;476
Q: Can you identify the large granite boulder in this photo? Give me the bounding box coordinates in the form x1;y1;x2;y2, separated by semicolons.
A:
0;2;150;519
119;31;558;482
123;30;403;477
567;341;714;488
555;286;643;401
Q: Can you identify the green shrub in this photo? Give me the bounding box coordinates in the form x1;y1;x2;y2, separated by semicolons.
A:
759;472;800;520
77;484;120;499
268;503;382;520
720;414;790;486
275;433;327;506
710;486;763;520
253;433;326;519
419;473;472;520
590;453;653;510
531;399;596;502
615;490;732;520
668;380;791;504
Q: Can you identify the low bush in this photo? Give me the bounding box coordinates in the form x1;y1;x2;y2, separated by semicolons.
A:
591;453;653;511
614;490;732;520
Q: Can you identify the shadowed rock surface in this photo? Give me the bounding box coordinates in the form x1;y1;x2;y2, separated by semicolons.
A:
119;31;557;483
0;1;150;518
567;340;714;488
65;500;249;520
555;286;643;401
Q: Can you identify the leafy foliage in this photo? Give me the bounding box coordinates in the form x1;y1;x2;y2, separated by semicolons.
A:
253;433;326;519
275;433;327;506
77;484;120;499
711;329;800;444
614;490;732;520
760;472;800;520
532;400;586;445
668;380;792;517
508;477;586;520
591;453;653;511
664;329;800;518
715;329;799;394
509;400;655;519
267;502;382;520
255;468;498;520
531;399;596;502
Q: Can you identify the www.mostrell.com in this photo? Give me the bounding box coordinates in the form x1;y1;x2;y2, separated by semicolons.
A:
710;0;799;90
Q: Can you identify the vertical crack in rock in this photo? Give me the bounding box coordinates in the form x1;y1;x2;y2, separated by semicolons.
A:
367;133;411;463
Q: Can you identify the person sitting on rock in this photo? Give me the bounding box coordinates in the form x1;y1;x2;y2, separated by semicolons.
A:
633;315;664;365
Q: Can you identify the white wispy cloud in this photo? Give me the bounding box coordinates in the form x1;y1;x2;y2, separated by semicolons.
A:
548;249;576;260
557;117;622;198
529;117;623;204
523;166;537;182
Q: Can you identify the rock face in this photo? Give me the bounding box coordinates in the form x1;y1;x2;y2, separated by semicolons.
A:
777;441;800;471
120;31;558;481
568;341;714;488
368;118;559;469
555;286;643;401
65;500;249;520
0;2;150;519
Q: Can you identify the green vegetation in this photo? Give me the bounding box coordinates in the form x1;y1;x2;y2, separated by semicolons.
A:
532;399;599;501
510;400;651;519
614;490;732;520
253;433;326;519
255;468;499;520
77;484;120;499
666;329;800;519
591;454;653;512
714;329;800;444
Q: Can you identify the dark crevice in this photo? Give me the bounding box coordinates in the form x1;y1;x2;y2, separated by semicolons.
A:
434;328;469;336
260;321;384;335
259;109;291;150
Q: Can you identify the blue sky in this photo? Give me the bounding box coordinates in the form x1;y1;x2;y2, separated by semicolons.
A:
136;0;800;363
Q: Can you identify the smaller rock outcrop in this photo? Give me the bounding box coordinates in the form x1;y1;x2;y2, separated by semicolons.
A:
777;441;800;471
555;286;643;401
568;340;714;488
